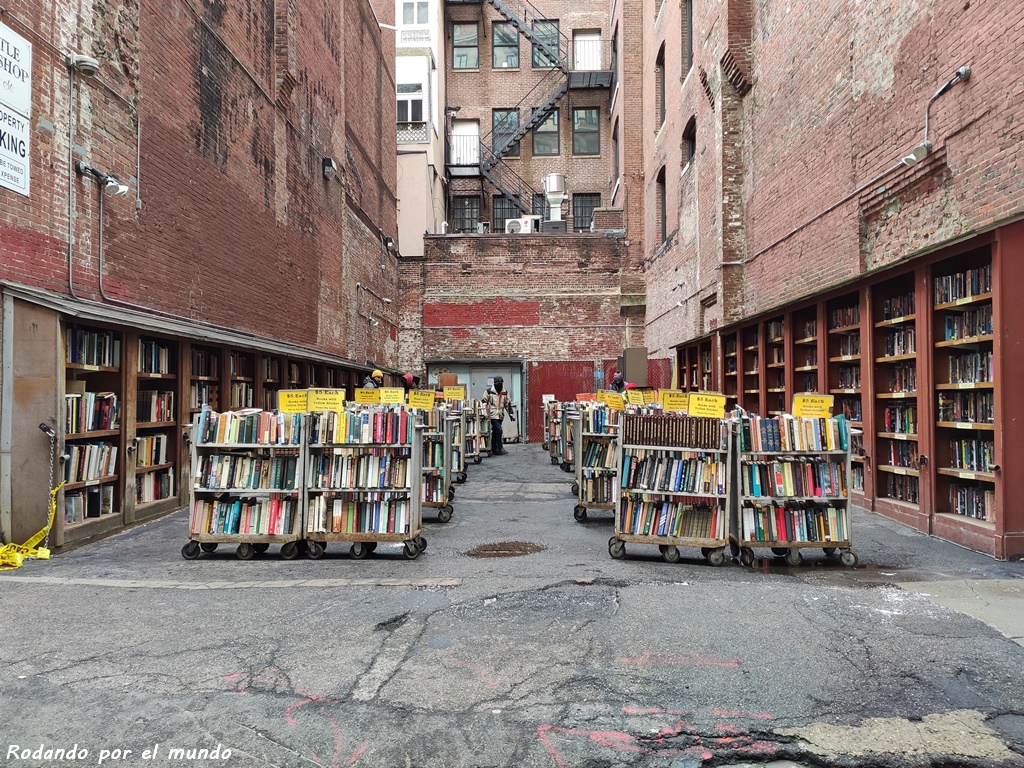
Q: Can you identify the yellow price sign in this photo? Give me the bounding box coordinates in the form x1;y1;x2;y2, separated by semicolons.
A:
596;390;610;404
307;388;345;412
660;390;688;413
408;390;436;409
792;394;834;418
625;389;645;405
443;385;466;402
277;390;309;413
379;387;405;405
575;393;597;402
642;389;657;404
354;388;381;404
605;392;625;411
687;392;727;418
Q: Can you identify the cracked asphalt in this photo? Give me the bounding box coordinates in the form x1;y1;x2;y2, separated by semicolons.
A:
1;442;1023;767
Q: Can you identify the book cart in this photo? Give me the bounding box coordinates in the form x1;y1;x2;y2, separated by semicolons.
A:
421;407;455;523
609;413;732;565
183;408;305;560
475;399;493;459
732;414;857;567
554;402;577;473
570;404;620;522
448;406;468;484
304;405;426;559
546;401;563;465
465;399;485;465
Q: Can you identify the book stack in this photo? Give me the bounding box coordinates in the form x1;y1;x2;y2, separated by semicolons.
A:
305;493;410;535
738;415;849;453
195;450;299;490
307;448;409;490
621;414;726;450
191;496;297;535
196;409;303;445
740;503;846;543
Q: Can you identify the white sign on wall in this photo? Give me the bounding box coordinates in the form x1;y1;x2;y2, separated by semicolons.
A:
0;23;32;117
0;102;29;196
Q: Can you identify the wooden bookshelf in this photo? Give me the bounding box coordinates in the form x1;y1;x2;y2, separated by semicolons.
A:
740;324;760;415
721;331;739;409
826;294;863;494
765;315;786;416
131;335;180;518
792;305;820;395
189;344;222;414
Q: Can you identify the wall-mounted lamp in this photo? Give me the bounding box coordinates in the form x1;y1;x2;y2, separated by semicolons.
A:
445;106;462;118
68;54;100;77
75;161;129;197
902;65;971;168
901;140;932;168
322;157;339;180
384;236;395;252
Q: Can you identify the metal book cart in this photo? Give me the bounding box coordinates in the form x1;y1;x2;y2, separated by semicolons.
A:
571;407;620;522
465;399;484;465
731;414;857;567
476;399;493;459
448;407;468;484
421;408;455;523
550;402;576;473
546;401;563;465
303;406;426;560
609;413;733;566
541;400;558;453
182;409;306;560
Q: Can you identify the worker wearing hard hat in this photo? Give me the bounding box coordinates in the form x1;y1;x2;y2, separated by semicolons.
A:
363;369;384;389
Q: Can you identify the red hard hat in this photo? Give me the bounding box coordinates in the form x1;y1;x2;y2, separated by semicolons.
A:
624;382;637;390
403;373;414;385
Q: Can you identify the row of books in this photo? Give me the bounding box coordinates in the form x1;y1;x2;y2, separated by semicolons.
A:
740;504;847;543
948;438;995;472
195;452;299;491
139;340;173;375
191;348;219;378
934;265;992;305
66;328;121;368
580;474;616;504
837;364;861;389
229;350;254;379
620;499;720;539
195;409;304;445
307;449;410;491
190;496;298;536
766;320;784;340
836;334;861;356
422;473;447;504
620;414;727;450
937;391;994;424
885;473;919;503
801;349;818;367
830;305;860;328
136;433;171;467
882;328;916;357
883;405;916;434
942;306;992;340
422;438;445;469
737;415;849;453
739;459;848;499
307;407;413;445
882;440;918;469
948;351;993;384
64;442;118;484
580;438;617;469
621;450;727;496
135;467;176;504
137;390;175;423
189;381;219;410
837;397;862;421
885;364;917;393
949;483;993;521
65;391;119;434
579;404;618;433
64;485;115;524
305;494;412;535
230;381;254;408
882;291;915;320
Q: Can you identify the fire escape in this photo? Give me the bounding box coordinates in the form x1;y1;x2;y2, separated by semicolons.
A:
447;0;613;218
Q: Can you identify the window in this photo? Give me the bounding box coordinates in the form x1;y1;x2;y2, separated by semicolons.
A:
682;1;693;72
492;109;520;156
532;109;559;156
492;22;519;69
611;119;620;184
656;45;666;127
572;107;600;155
452;195;481;233
573;193;600;231
656;167;667;244
610;29;618;90
493;195;518;232
532;19;560;68
683;116;696;166
453;23;479;69
402;2;428;25
397;84;424;123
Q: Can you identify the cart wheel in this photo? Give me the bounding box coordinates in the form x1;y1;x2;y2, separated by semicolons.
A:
448;486;456;500
350;542;369;559
840;550;859;567
456;472;467;483
367;542;378;553
414;536;427;553
236;543;256;560
280;541;300;560
305;540;325;560
662;546;681;564
542;442;549;451
181;541;201;560
823;547;837;556
550;456;559;465
403;540;420;560
199;542;218;553
573;505;588;522
700;546;711;558
438;504;454;523
784;549;803;567
570;481;579;495
729;540;741;558
609;538;626;559
707;548;727;567
474;456;483;465
253;543;270;554
740;548;755;567
771;547;789;557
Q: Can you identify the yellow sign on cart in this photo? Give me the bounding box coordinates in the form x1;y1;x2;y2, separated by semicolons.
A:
379;387;405;405
660;389;687;413
307;388;345;412
605;392;625;411
443;385;467;402
408;390;436;409
277;390;309;413
642;389;657;404
625;389;645;405
595;390;609;404
792;394;834;418
354;388;381;404
687;392;727;418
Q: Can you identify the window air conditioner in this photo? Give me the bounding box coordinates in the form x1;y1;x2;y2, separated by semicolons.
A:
505;215;542;234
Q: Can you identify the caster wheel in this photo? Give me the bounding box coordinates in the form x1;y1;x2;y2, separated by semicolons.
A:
305;540;325;560
199;542;218;553
700;546;711;558
448;486;456;500
608;538;626;559
236;543;256;560
823;547;837;556
280;541;300;560
474;456;483;465
350;542;370;559
740;548;755;567
708;548;727;567
570;482;579;495
542;442;549;451
368;542;378;553
438;504;454;522
414;536;427;552
181;541;201;560
551;456;559;465
253;543;270;554
784;549;803;566
456;472;467;483
772;547;789;557
403;541;420;560
662;546;681;564
840;550;859;567
573;505;587;522
729;541;741;558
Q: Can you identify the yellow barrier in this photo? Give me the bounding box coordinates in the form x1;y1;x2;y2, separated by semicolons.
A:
0;481;64;571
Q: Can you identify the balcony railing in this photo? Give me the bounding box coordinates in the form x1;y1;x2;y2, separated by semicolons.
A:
398;122;429;144
570;39;611;72
449;134;480;166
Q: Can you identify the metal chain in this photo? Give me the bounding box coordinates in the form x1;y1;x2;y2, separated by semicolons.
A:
43;429;56;551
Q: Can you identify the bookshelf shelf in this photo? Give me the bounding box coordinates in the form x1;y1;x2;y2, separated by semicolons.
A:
876;391;917;399
829;355;861;362
572;406;619;521
136;462;175;475
936;421;995;431
66;429;120;439
794;365;816;372
877;432;918;440
66;362;119;373
793;336;816;345
829;324;860;334
934;292;993;310
875;314;916;328
935;335;994;348
876;353;916;363
936;382;993;390
877;465;920;477
65;475;119;491
934;512;995;531
830;388;861;395
937;468;996;481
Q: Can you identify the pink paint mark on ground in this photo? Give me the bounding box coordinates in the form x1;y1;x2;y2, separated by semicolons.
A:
449;658;499;688
622;707;692;715
710;708;774;720
618;651;741;667
346;742;369;765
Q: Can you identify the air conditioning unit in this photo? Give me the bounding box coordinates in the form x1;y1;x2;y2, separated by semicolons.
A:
505;215;542;234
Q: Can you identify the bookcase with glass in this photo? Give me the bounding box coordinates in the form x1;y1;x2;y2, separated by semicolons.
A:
734;414;856;567
740;324;761;415
63;323;123;528
827;293;865;494
183;408;305;560
609;413;732;566
872;274;920;509
931;250;996;527
571;404;619;522
133;336;180;515
303;405;425;559
765;315;787;415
